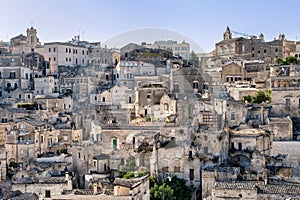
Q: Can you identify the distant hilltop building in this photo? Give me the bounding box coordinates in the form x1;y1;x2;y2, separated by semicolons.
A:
215;26;296;64
10;27;42;55
143;40;190;60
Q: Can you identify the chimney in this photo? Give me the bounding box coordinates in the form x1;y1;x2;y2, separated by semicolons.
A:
264;178;268;185
65;172;69;181
93;182;97;194
65;172;72;190
134;171;139;178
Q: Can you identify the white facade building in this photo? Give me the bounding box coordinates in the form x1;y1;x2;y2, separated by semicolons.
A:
43;42;89;75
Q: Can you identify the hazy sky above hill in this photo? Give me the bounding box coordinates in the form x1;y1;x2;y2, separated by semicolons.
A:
1;0;299;52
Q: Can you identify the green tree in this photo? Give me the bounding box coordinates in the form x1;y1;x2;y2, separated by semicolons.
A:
242;89;271;104
119;155;136;177
285;56;298;64
276;58;288;65
190;50;200;68
166;177;192;200
242;95;254;103
276;56;298;65
150;183;175;200
253;90;271;103
150;176;192;200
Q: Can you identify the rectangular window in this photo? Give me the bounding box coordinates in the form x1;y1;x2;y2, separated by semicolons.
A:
193;82;199;89
174;166;180;172
189;169;194;181
48;138;52;146
78;152;81;159
238;143;242;151
53;47;56;52
164;103;169;110
231;113;235;120
189;151;192;158
19;163;23;170
49;48;51;52
204;146;208;154
113;138;117;149
286;99;291;110
174;84;179;92
9;72;16;79
45;190;51;198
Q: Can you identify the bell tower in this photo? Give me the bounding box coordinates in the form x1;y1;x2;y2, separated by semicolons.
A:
26;27;40;47
223;26;232;40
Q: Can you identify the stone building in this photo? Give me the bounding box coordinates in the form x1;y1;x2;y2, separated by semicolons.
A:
271;75;300;117
43;41;89;75
215;26;296;64
5;119;61;171
268;117;293;141
116;60;156;89
12;172;72;199
221;61;270;88
59;75;96;104
114;175;149;199
229;128;272;175
212;180;300;200
88;44;118;66
9;27;42;55
202;167;240;199
135;84;167;119
144;40;190;60
34;76;59;95
0;60;35;98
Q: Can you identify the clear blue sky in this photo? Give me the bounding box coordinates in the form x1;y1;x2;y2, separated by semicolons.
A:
1;0;299;52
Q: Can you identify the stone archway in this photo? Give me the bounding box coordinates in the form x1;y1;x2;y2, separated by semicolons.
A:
230;154;251;172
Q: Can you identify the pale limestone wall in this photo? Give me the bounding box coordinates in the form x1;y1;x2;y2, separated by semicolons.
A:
268;117;293;141
271;141;300;168
227;87;257;101
272;89;300;117
44;43;89;74
114;186;130;196
212;187;257;200
49;194;132;200
34;76;56;95
12;182;69;198
258;193;300;200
